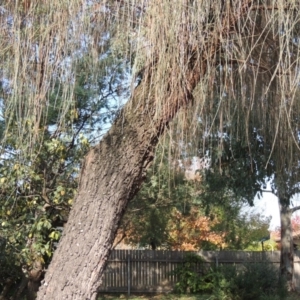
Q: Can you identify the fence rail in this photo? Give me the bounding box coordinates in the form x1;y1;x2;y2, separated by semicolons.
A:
98;250;300;294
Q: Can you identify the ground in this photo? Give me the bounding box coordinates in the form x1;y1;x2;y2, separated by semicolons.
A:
97;293;300;300
97;295;212;300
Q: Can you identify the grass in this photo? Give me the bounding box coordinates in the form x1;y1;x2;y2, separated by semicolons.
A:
97;292;300;300
97;294;211;300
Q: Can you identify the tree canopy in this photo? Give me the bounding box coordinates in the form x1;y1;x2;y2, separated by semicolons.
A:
116;145;271;251
1;0;300;298
0;52;123;298
2;1;300;160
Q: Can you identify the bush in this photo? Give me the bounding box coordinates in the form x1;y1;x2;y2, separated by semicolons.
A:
173;255;288;300
172;253;206;293
233;261;287;300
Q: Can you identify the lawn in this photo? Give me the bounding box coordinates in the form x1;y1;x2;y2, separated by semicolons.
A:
97;294;212;300
97;292;300;300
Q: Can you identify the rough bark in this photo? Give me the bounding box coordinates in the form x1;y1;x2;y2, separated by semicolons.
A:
279;202;294;291
279;202;300;291
36;67;200;300
36;2;251;299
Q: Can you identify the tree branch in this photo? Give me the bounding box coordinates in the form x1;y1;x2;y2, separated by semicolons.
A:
290;205;300;213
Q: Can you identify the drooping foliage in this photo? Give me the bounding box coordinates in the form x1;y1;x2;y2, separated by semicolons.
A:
2;1;300;164
116;144;271;251
2;0;300;297
0;0;127;159
0;52;125;298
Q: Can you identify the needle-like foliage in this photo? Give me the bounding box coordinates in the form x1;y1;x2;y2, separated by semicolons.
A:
1;0;300;173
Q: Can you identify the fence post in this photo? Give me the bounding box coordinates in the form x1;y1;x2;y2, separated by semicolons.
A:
215;255;219;268
127;254;131;296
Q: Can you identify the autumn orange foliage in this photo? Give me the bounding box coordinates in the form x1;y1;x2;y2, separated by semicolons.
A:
167;208;225;251
114;206;227;250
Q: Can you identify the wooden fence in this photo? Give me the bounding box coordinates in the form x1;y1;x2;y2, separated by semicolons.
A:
98;250;300;294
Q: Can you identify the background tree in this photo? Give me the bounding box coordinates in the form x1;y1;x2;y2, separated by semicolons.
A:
202;123;300;288
117;144;271;251
0;52;126;299
116;144;200;250
0;1;299;298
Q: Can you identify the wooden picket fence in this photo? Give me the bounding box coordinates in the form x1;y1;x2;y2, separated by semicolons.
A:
98;250;300;294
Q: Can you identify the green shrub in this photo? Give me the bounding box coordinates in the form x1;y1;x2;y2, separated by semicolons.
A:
234;261;287;300
172;254;288;300
172;253;206;293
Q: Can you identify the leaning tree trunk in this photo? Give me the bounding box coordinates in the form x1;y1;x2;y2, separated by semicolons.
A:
279;202;294;291
36;3;251;299
36;69;201;299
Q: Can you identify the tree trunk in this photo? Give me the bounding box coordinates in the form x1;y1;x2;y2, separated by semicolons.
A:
0;278;13;300
36;67;200;299
279;202;294;291
36;3;251;298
